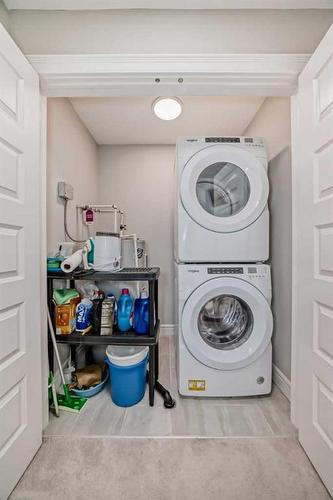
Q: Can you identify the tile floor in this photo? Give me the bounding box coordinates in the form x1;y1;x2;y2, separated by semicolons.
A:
45;336;296;438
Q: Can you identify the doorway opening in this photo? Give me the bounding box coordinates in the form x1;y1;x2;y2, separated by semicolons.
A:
44;94;293;438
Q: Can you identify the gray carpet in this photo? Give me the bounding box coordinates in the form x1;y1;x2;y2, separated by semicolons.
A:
10;436;330;500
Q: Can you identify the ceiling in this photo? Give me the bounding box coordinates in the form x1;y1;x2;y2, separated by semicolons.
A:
69;96;265;145
4;0;333;8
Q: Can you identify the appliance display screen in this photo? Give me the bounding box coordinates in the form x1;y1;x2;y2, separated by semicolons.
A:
208;267;243;274
205;137;241;143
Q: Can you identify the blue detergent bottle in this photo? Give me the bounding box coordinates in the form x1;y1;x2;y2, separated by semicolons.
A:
117;288;133;332
134;288;149;335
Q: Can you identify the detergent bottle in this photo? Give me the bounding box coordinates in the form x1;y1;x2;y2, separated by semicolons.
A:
75;298;93;334
117;288;133;332
133;288;149;335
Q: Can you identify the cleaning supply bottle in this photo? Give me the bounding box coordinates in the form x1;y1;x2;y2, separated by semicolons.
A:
134;288;149;335
117;288;133;332
107;293;117;325
75;298;93;334
99;293;117;336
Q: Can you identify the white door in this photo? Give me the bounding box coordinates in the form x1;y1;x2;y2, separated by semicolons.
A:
0;24;42;499
180;144;269;232
292;23;333;496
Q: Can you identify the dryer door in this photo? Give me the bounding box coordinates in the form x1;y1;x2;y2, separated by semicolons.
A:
182;277;273;370
180;145;268;233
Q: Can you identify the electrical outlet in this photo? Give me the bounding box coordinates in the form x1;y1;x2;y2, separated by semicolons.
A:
58;181;74;200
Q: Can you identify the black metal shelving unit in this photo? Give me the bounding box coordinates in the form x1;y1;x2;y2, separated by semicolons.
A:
47;267;175;408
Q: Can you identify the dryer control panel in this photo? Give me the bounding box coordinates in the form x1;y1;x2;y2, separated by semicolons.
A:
204;136;265;148
208;267;243;275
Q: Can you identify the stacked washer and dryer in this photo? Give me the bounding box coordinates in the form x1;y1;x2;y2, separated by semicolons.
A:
174;137;273;397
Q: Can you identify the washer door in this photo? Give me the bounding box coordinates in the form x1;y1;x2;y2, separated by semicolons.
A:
180;145;268;233
182;277;273;370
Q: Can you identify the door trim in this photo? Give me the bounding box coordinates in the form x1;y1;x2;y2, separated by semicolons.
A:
40;95;48;430
291;93;300;427
28;53;310;97
31;50;309;428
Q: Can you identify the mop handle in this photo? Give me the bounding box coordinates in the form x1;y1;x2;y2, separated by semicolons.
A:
47;307;67;387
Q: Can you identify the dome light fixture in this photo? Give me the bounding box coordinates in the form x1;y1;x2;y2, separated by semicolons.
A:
152;97;183;121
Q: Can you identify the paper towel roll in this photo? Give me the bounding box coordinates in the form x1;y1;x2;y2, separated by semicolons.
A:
61;250;83;273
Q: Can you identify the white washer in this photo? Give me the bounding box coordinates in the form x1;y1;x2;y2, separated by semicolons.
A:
175;137;269;263
176;263;273;397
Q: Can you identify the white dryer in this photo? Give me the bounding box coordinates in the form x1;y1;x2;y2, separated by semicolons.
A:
175;137;269;263
176;263;273;397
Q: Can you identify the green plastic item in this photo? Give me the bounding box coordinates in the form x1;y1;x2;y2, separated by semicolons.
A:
53;288;80;306
47;308;88;414
48;371;59;417
87;237;94;265
47;257;64;271
56;385;88;413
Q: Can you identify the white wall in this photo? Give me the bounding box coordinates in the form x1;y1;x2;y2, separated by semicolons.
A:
244;97;291;162
0;0;10;31
245;97;292;382
268;147;292;381
9;9;333;55
47;98;99;255
98;145;175;325
46;98;99;409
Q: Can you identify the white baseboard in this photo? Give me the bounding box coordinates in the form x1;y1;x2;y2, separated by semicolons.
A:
160;324;175;336
272;364;291;401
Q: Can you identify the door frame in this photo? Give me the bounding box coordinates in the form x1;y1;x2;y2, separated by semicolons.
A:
290;94;300;427
33;51;308;428
40;95;49;429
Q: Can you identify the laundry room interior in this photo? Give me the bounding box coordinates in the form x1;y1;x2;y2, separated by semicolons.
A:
45;93;292;437
3;2;333;497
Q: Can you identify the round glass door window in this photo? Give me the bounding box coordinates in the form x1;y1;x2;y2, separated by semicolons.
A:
198;294;253;350
196;162;250;217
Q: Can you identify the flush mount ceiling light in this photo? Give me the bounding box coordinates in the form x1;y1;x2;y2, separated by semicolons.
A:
152;97;183;121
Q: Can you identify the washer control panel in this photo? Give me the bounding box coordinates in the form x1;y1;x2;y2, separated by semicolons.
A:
247;266;267;279
205;137;240;143
208;267;244;275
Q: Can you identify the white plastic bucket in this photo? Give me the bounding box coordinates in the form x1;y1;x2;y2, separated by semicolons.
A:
94;232;122;272
105;345;148;367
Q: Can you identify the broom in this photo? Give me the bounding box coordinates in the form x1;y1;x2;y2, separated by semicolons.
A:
47;307;88;413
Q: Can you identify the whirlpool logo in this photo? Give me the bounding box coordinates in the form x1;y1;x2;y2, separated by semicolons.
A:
188;269;199;273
